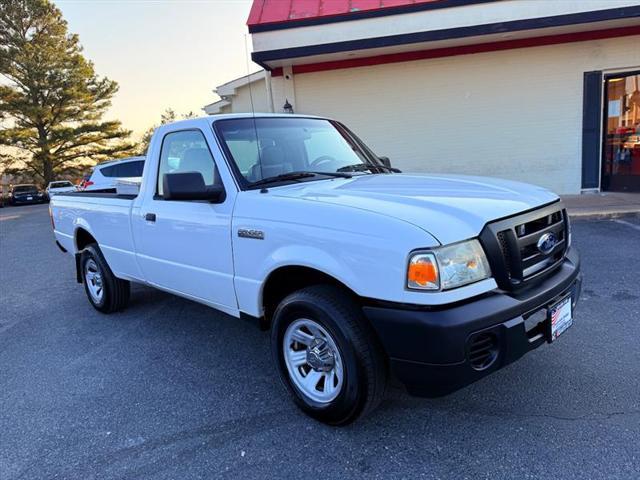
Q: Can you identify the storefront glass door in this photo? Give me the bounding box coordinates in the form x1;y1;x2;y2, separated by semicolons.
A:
601;72;640;192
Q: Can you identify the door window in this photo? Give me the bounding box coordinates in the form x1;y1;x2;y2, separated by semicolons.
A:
157;130;219;196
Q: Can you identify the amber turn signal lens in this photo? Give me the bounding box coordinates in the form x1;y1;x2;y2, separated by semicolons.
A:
407;253;439;290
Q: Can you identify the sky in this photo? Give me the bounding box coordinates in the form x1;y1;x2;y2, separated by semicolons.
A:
56;0;256;137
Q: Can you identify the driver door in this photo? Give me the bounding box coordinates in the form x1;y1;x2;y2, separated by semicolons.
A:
131;128;236;311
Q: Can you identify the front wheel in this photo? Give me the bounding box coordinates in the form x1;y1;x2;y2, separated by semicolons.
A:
271;285;388;425
80;244;130;313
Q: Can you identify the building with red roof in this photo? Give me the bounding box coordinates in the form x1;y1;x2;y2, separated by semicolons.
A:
206;0;640;193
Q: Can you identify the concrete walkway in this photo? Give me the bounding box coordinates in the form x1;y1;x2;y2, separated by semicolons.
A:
561;192;640;219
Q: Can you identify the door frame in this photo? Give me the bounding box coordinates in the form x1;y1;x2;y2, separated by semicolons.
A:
600;69;640;192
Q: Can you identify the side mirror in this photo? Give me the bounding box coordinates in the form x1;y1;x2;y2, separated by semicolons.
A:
163;172;225;202
378;156;402;173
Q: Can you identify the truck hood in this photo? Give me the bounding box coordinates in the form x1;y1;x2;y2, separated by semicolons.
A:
270;174;559;244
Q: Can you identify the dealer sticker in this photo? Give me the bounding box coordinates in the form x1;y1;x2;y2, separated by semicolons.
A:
549;296;573;341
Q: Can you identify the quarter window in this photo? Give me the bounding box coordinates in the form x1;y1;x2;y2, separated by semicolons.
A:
157;130;219;196
100;165;117;177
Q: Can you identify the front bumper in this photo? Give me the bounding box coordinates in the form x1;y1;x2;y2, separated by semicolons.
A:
364;247;581;397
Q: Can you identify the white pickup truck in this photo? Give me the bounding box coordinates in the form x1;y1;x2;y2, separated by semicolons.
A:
50;114;582;425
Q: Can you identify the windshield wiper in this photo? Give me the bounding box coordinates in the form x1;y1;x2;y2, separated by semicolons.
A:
309;171;353;178
250;172;316;187
249;171;351;188
337;163;395;173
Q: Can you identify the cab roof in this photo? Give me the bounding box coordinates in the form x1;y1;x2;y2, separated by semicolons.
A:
160;113;325;131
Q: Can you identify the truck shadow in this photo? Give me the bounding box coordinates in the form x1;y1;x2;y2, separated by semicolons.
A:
122;284;629;431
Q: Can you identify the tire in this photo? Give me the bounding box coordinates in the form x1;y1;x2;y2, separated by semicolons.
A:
80;243;130;313
271;285;388;425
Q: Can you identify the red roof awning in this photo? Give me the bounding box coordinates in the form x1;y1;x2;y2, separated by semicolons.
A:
247;0;465;32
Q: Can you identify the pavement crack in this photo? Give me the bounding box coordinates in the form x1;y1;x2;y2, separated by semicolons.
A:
507;410;640;422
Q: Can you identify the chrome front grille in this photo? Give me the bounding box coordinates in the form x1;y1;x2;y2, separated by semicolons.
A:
479;203;568;291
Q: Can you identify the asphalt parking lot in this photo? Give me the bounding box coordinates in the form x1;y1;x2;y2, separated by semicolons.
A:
1;203;639;479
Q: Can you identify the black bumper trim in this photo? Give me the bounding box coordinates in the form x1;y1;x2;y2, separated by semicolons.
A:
363;248;581;397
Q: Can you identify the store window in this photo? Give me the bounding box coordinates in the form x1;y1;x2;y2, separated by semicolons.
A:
602;72;640;192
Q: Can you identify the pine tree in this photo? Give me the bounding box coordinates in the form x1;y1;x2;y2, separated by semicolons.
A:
137;108;197;155
0;0;134;185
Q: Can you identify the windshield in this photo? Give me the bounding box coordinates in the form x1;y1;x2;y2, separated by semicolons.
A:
215;117;378;187
50;181;72;188
14;185;37;193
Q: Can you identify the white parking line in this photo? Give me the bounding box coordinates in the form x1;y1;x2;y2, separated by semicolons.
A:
612;219;640;232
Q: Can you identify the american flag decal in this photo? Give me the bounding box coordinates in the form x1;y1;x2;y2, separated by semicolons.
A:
550;297;572;340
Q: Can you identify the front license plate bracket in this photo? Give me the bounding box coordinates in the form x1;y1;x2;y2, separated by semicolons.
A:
548;295;573;342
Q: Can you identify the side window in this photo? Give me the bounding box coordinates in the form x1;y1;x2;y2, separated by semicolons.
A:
117;160;144;177
157;130;219;197
100;165;117;177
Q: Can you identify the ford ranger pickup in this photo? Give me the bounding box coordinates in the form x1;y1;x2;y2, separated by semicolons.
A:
50;114;582;425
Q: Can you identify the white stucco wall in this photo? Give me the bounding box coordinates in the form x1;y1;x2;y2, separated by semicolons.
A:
272;36;640;194
204;78;270;115
228;81;269;114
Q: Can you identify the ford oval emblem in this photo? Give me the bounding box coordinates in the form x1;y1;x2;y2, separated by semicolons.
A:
537;232;557;255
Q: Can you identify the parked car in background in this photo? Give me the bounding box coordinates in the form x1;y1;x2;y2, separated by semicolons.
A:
46;181;77;200
79;156;145;191
9;184;46;205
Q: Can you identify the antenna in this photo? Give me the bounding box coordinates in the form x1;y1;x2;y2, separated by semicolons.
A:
244;34;263;181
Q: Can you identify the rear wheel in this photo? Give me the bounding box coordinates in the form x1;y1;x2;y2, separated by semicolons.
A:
271;285;388;425
80;244;130;313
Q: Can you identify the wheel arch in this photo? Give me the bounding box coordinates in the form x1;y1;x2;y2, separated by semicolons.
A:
260;265;361;329
75;226;97;252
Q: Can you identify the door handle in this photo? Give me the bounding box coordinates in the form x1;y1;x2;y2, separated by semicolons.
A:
144;213;156;222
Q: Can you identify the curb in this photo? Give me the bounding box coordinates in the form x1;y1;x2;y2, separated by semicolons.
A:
568;210;640;220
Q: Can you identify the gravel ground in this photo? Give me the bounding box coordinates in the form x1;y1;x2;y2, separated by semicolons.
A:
1;204;639;479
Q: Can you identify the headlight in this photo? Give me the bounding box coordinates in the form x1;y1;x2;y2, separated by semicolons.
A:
407;239;491;291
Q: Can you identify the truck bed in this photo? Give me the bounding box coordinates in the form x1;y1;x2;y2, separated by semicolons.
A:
50;191;141;281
